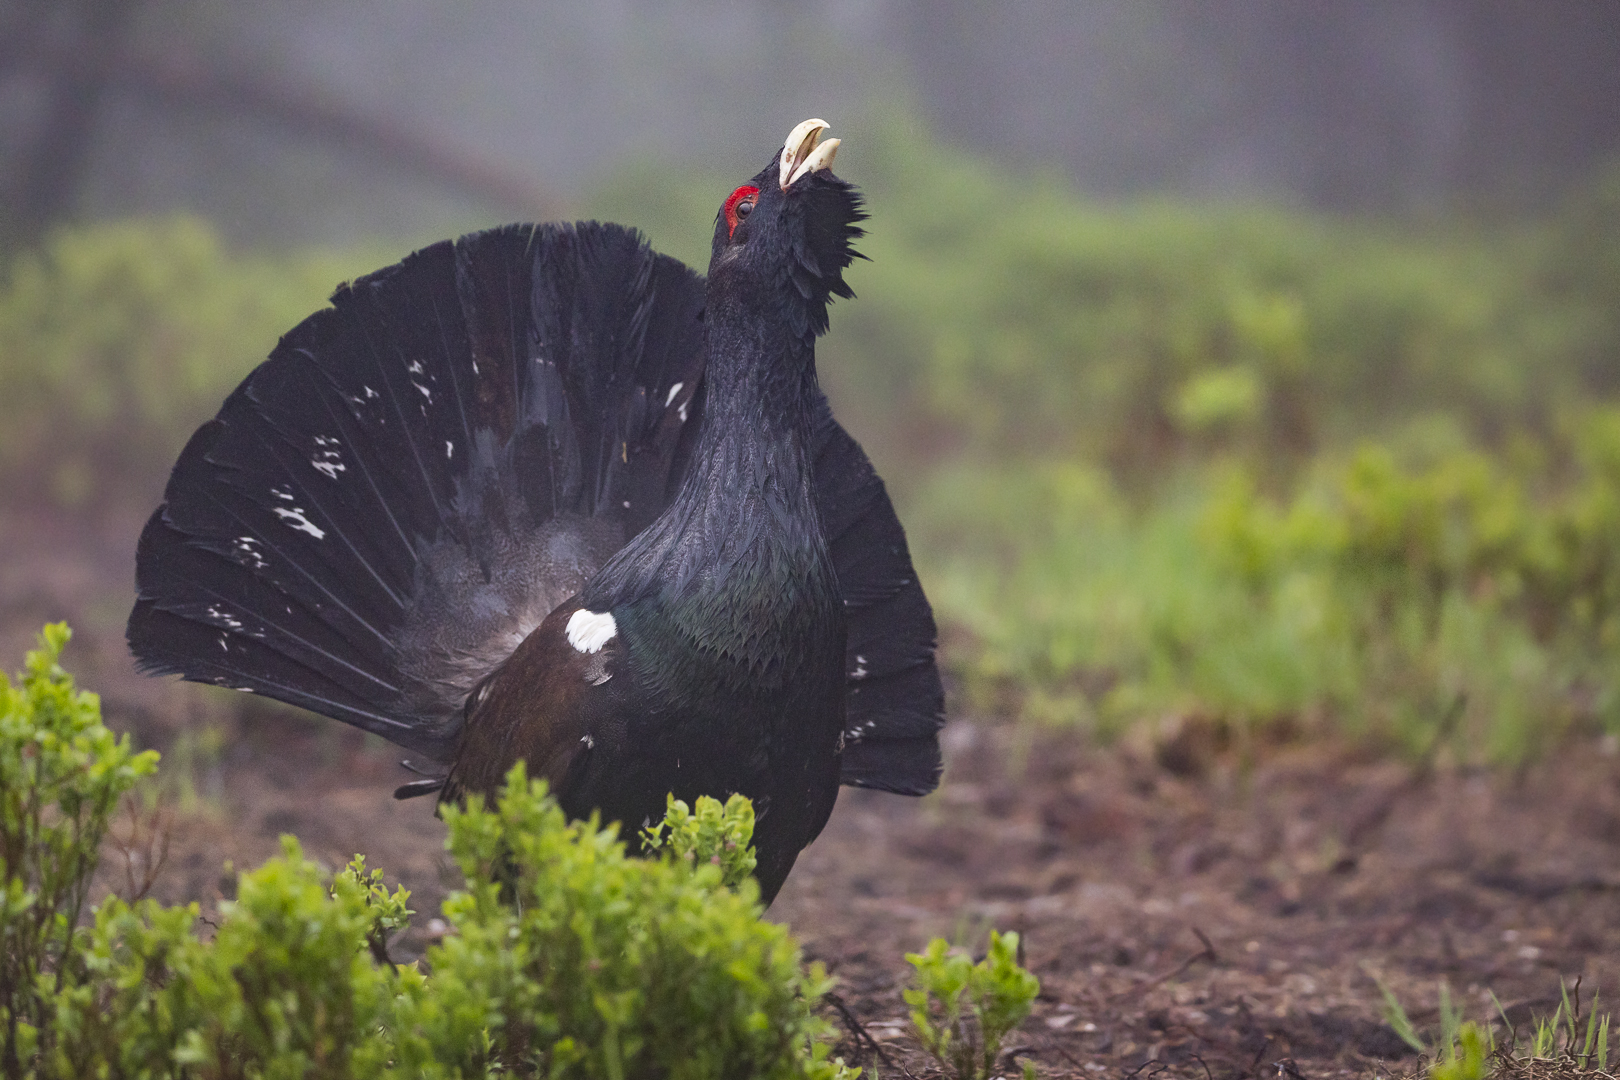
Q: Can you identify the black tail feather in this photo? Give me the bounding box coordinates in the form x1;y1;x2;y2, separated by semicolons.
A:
130;223;706;762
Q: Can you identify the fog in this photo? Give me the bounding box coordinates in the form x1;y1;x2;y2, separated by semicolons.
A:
4;0;1618;248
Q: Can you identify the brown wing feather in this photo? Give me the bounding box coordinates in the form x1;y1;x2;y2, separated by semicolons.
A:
440;599;608;806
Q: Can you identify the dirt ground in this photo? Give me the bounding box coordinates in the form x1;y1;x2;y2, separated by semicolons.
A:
6;508;1620;1079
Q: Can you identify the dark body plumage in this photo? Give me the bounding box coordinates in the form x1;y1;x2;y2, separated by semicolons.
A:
128;131;943;903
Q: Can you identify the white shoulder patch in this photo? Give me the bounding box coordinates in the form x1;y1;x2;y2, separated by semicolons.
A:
565;608;618;654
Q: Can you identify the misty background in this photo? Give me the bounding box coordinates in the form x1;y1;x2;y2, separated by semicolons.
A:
3;0;1620;774
4;0;1619;248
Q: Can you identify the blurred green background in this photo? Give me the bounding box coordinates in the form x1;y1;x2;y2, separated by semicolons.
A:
4;1;1620;767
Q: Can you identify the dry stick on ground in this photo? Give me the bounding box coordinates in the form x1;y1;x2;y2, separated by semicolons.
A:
1045;1039;1089;1072
1274;1057;1307;1080
1246;1035;1274;1078
999;1042;1037;1074
1340;693;1466;856
823;991;907;1077
1108;927;1220;1004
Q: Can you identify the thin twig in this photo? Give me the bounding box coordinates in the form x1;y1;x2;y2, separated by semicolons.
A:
1000;1043;1040;1075
824;991;905;1076
1343;692;1465;852
1109;927;1220;1003
1247;1035;1274;1077
1049;1040;1088;1070
112;795;171;902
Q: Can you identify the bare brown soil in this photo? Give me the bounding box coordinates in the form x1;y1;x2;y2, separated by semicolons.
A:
6;507;1620;1079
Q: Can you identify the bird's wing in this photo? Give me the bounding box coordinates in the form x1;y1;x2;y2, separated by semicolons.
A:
810;393;945;794
438;598;609;807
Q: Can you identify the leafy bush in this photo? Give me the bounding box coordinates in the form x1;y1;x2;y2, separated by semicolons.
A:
387;766;847;1080
904;931;1039;1080
640;791;759;890
51;843;405;1079
914;406;1620;760
0;626;854;1080
0;218;378;507
0;624;157;1076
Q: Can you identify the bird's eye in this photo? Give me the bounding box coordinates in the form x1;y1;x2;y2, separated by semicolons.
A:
723;185;760;239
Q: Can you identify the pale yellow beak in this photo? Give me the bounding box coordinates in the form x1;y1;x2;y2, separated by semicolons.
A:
779;118;841;191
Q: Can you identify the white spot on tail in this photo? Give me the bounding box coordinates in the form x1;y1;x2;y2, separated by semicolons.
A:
664;381;684;407
272;506;326;539
205;605;244;631
233;536;267;570
678;401;689;423
445;440;454;460
565;608;617;654
311;437;346;479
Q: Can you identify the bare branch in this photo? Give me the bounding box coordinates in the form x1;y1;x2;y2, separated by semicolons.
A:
13;40;559;219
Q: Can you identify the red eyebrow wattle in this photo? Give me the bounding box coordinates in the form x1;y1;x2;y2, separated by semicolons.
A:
723;185;759;238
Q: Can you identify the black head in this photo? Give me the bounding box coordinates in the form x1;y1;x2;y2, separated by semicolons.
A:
708;119;866;341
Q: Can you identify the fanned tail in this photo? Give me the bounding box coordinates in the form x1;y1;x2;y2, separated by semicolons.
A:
129;223;706;761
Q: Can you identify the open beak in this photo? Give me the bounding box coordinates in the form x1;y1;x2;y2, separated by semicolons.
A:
779;118;841;191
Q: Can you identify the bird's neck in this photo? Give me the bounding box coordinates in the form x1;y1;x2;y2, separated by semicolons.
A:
585;293;833;619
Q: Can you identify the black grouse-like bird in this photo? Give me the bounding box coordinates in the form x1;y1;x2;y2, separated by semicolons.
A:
127;119;943;903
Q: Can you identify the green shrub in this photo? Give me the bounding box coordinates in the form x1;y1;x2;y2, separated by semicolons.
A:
640;791;759;890
0;627;855;1080
387;766;849;1080
50;844;404;1080
904;931;1039;1080
914;406;1620;760
0;624;157;1076
0;218;378;506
